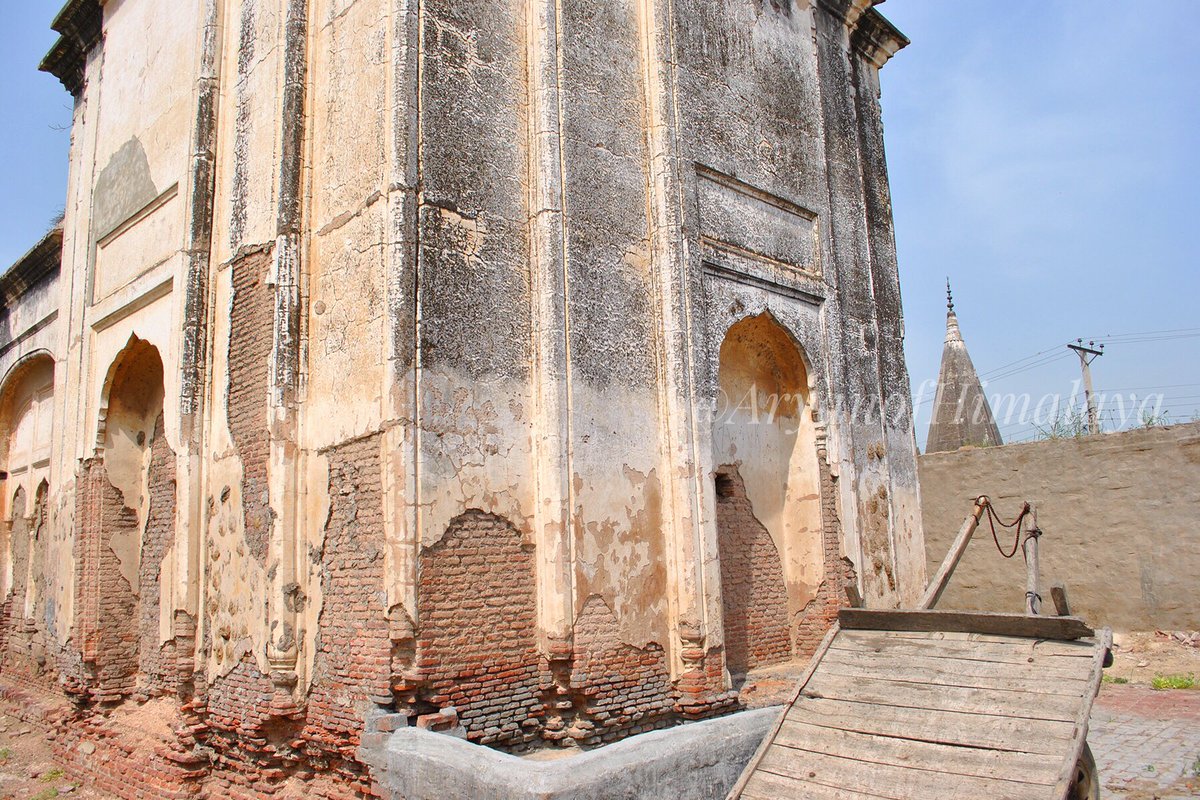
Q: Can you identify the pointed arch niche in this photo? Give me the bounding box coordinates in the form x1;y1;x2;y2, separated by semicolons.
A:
78;334;175;700
712;312;825;677
0;352;55;602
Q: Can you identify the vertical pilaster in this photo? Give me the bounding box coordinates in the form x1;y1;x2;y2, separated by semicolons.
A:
525;0;575;657
382;0;422;683
849;13;925;603
636;0;712;678
813;0;899;607
265;0;309;699
175;0;224;693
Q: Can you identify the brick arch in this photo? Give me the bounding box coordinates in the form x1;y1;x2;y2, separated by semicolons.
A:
0;351;54;601
0;487;29;665
713;311;828;677
415;510;541;748
75;335;169;704
0;350;55;477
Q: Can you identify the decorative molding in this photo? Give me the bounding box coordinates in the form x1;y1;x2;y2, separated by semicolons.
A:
852;8;909;69
0;312;59;359
814;1;908;69
39;0;104;97
95;183;180;249
0;228;62;313
814;0;874;29
89;276;173;333
701;259;825;308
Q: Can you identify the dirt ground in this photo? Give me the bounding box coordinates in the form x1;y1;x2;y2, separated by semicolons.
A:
0;709;112;800
1;630;1195;799
1107;630;1200;686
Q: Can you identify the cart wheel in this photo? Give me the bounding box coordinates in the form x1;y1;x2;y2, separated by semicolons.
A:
1068;742;1100;800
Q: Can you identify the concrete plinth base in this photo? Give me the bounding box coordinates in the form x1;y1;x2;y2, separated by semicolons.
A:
359;707;779;800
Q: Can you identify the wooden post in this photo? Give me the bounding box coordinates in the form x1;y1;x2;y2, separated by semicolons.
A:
918;498;988;611
1024;506;1041;616
1050;583;1072;617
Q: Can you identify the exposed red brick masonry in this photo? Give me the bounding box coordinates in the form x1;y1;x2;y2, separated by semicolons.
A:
714;465;792;675
416;510;543;748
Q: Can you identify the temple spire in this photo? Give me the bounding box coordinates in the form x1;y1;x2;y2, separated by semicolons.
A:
926;285;1003;452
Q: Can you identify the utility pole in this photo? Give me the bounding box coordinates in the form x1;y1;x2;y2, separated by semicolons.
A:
1067;339;1104;435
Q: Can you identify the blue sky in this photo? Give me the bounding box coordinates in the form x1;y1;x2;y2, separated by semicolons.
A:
0;5;71;265
1;2;1197;446
881;1;1200;445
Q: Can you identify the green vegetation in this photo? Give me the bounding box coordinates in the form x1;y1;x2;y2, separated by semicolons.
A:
29;788;59;800
1101;674;1129;685
39;767;64;783
1035;408;1091;440
1151;673;1196;690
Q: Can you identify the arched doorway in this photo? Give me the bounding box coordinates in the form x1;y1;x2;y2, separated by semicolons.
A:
79;335;174;700
712;313;824;678
0;352;55;604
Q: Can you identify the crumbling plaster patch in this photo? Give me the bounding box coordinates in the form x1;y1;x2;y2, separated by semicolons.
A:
203;263;270;679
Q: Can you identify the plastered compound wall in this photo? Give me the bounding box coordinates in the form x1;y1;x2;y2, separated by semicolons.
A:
919;423;1200;632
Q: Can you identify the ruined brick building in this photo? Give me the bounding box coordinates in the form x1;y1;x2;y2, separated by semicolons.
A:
0;0;923;796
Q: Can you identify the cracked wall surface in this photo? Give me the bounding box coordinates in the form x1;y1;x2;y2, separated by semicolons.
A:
1;0;926;797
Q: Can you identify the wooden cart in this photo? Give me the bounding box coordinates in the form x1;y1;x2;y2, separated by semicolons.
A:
727;499;1112;800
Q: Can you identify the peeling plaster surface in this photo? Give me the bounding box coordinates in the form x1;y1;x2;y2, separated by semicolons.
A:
1;0;926;791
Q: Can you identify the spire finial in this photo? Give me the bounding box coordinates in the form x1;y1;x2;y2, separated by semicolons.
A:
946;278;954;312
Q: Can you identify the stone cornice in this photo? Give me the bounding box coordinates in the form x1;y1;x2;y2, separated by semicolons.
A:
851;7;909;69
814;0;876;29
815;0;908;69
39;0;104;97
0;228;63;314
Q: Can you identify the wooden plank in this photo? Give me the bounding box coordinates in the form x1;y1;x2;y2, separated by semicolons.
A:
775;718;1061;786
838;608;1094;640
839;628;1097;654
742;768;888;800
834;630;1097;665
1051;627;1113;799
918;499;986;610
819;648;1092;695
821;643;1093;681
725;624;840;800
803;672;1083;722
759;746;1048;800
880;629;1084;645
786;697;1076;755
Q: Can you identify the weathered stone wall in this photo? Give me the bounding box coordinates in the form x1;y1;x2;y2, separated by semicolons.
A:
919;423;1200;631
0;0;927;797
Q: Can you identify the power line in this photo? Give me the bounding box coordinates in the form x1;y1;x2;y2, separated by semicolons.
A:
976;327;1200;383
979;344;1071;379
1094;382;1200;392
1079;326;1200;341
984;351;1074;383
1094;333;1200;345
